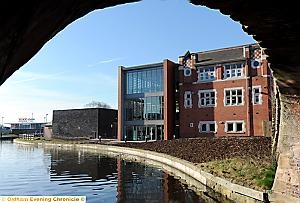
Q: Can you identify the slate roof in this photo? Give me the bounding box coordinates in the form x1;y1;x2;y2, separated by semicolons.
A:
194;43;260;66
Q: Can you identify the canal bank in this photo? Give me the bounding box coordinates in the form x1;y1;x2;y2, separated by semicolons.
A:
14;140;268;202
1;141;204;202
0;134;18;140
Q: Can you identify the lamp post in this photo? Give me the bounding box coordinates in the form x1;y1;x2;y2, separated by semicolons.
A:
45;114;48;123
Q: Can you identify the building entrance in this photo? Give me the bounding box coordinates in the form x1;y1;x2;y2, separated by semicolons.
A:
126;125;164;141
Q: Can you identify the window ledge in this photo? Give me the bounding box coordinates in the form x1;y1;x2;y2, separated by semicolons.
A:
223;76;245;80
224;104;244;107
198;105;216;108
193;80;216;84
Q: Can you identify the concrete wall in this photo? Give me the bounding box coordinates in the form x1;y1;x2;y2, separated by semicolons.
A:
43;126;53;139
52;108;117;139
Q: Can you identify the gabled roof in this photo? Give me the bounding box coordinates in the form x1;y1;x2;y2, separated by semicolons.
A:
181;43;260;66
196;46;245;66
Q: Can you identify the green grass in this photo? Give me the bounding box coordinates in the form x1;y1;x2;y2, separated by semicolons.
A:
198;156;276;191
254;162;276;189
15;137;89;144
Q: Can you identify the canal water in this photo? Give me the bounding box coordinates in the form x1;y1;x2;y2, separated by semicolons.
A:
0;141;220;203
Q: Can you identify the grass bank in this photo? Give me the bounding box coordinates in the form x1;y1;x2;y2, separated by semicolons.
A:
15;137;89;144
198;157;276;190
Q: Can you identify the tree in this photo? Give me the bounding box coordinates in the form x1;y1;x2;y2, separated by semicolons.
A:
84;101;111;109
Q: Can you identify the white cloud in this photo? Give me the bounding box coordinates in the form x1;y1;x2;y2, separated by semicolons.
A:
10;71;69;84
87;57;124;68
7;69;118;90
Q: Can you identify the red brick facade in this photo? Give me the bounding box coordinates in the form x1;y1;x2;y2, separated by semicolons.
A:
118;44;273;140
178;44;273;138
163;59;178;140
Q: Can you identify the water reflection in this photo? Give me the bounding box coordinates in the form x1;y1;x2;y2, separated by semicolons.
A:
46;147;204;202
0;142;219;202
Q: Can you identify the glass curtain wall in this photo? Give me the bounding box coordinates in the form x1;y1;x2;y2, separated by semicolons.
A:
125;125;164;141
126;68;164;94
125;96;164;121
124;67;164;141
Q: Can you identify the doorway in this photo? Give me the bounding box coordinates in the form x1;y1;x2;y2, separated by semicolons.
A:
126;125;164;141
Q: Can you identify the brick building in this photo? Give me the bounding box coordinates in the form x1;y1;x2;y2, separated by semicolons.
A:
8;118;45;135
118;44;273;141
178;44;272;138
118;61;178;141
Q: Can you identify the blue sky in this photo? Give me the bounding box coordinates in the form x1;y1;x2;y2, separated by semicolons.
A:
0;0;255;123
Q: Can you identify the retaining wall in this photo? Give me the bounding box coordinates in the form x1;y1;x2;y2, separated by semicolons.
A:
271;95;300;203
14;140;268;202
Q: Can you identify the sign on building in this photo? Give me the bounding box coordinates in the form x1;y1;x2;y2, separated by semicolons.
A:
18;118;35;123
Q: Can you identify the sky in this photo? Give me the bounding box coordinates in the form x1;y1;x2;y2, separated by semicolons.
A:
0;0;255;124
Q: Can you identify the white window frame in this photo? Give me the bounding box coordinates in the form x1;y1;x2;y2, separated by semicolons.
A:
184;91;192;108
224;63;244;79
183;68;192;77
225;120;245;133
198;89;216;108
224;87;244;106
197;66;216;82
198;121;217;133
252;86;262;105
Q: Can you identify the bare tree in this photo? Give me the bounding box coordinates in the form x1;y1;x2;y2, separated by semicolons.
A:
84;101;111;109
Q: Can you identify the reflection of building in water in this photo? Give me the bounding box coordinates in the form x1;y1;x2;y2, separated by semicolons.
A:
48;149;202;202
116;160;165;202
48;149;117;181
116;160;202;203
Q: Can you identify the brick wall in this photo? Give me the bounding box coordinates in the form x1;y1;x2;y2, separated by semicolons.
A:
178;51;272;138
164;59;178;140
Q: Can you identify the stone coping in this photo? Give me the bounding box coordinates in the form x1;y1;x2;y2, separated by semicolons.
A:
14;140;267;202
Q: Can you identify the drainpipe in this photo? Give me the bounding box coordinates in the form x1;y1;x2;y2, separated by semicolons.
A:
247;45;254;136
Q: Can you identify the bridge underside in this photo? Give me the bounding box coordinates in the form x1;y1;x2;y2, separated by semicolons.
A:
0;0;299;201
